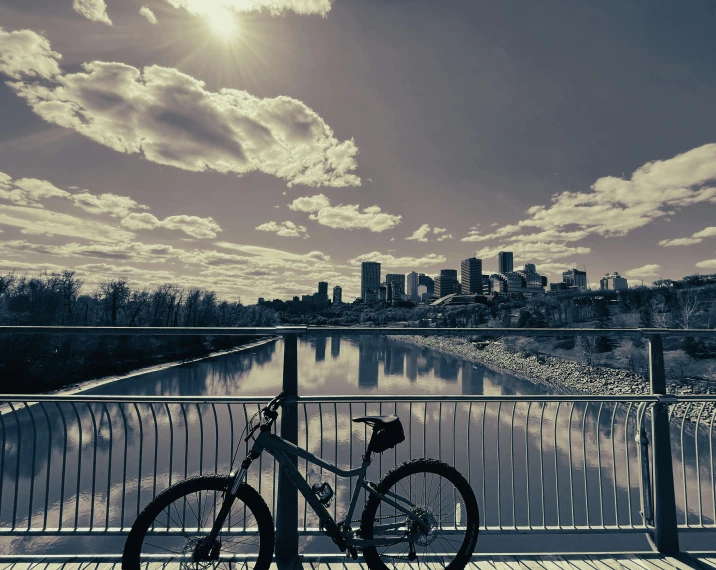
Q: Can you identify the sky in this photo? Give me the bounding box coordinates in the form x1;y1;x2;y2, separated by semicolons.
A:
0;0;715;302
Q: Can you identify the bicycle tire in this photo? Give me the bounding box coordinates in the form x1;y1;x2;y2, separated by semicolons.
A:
122;474;275;570
360;458;479;570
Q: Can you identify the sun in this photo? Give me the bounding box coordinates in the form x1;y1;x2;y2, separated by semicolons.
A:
204;7;237;39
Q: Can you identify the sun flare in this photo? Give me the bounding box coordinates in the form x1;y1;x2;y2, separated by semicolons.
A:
204;7;237;39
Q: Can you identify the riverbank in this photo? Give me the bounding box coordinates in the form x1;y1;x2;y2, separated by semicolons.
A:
399;335;716;398
44;335;279;397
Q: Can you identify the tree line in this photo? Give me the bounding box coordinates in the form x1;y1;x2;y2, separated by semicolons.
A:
0;271;278;393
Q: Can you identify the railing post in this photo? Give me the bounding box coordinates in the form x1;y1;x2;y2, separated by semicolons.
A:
648;334;680;555
275;333;299;569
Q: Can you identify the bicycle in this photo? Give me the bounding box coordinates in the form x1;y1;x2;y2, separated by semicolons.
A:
122;392;480;569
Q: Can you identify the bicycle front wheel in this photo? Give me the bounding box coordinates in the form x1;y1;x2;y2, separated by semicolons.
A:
360;459;479;570
122;474;275;570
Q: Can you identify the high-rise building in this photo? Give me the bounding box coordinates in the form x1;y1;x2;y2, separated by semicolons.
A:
332;285;343;304
600;272;628;291
460;257;483;294
361;261;381;302
498;251;514;274
563;268;587;289
481;274;492;294
318;281;328;296
385;274;406;303
434;269;459;297
407;272;421;301
419;274;434;297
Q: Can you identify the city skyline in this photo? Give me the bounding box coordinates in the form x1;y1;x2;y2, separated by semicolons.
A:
0;1;715;302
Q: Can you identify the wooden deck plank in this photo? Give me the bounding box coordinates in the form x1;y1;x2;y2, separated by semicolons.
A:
559;555;602;570
587;555;628;570
515;557;550;570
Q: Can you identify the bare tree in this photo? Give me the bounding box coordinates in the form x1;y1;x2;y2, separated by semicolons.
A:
675;290;701;329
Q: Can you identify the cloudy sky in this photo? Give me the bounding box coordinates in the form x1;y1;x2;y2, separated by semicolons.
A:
0;0;715;301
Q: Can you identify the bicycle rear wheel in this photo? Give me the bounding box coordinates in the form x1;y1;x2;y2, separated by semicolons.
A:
122;474;274;570
360;459;479;570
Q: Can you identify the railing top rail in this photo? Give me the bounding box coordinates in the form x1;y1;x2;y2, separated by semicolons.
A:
0;325;714;337
0;394;672;403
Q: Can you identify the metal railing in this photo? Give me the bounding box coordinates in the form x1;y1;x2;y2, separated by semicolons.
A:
1;325;715;563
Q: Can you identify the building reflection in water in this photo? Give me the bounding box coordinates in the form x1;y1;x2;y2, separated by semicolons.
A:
358;335;380;388
461;362;484;395
331;335;340;359
315;336;326;362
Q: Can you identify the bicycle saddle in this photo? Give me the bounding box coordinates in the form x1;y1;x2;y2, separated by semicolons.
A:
351;415;400;428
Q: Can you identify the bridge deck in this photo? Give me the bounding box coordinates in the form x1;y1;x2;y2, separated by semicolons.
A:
0;554;713;570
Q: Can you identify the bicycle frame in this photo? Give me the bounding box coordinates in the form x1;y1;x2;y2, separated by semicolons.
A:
224;430;427;549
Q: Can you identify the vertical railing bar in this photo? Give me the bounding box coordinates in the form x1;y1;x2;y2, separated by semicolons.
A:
466;402;472;486
101;403;113;531
0;404;6;526
481;402;486;529
609;402;619;527
596;401;604;527
241;405;250;490
212;403;219;476
510;401;516;528
695;402;706;526
133;403;144;520
164;403;174;529
196;403;205;476
525;401;532;529
226;403;234;531
148;403;159;530
710;407;716;526
180;403;189;527
70;402;84;531
118;403;130;530
496;401;501;530
680;403;690;526
625;402;634;528
538;401;546;528
334;401;339;523
452;400;458;529
25;402;38;531
319;403;324;481
303;402;309;530
582;401;589;528
8;403;21;531
38;402;52;531
86;403;99;531
554;402;561;529
567;401;576;528
349;402;353;529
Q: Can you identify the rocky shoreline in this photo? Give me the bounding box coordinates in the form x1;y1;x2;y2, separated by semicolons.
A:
399;335;715;422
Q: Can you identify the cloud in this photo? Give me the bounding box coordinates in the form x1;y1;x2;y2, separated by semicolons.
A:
0;175;70;205
73;0;113;25
625;264;661;278
71;192;145;217
0;205;134;242
459;145;716;261
696;259;716;269
161;215;222;238
436;233;452;242
348;252;446;268
166;0;333;17
139;6;158;23
0;29;360;187
215;241;329;262
255;221;308;238
0;29;61;80
406;224;430;242
0;240;180;262
475;242;591;264
659;226;716;247
289;194;401;232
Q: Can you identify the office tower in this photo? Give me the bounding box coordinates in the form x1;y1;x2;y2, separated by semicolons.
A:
498;251;514;274
386;274;406;302
600;272;628;291
481;274;491;294
361;261;381;302
318;281;328;296
379;283;387;302
460;257;483;294
562;268;587;289
419;274;435;297
434;269;459;297
332;285;342;304
407;272;420;301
